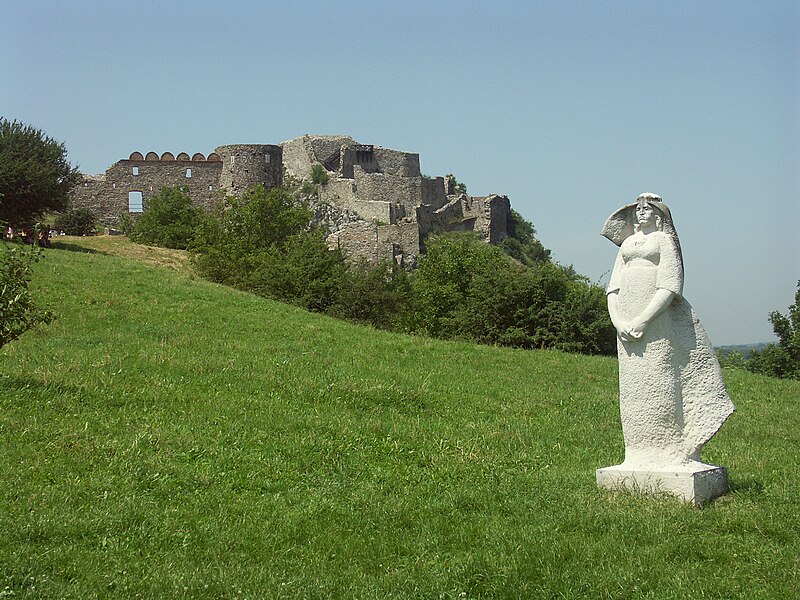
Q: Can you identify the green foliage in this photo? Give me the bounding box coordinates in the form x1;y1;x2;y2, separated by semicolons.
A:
129;186;206;250
0;242;52;348
192;185;411;326
405;233;614;354
445;173;467;194
330;262;413;330
746;281;800;380
192;185;339;309
500;209;552;265
310;164;329;185
53;207;97;236
116;211;137;235
0;118;80;228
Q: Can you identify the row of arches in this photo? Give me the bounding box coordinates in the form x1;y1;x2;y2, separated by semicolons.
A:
128;151;221;162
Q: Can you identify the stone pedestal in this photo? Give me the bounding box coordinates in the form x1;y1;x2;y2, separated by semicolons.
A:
596;462;729;506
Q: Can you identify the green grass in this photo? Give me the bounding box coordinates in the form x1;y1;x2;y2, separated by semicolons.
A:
1;237;798;598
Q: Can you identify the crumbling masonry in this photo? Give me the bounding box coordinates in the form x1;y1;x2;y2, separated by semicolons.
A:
71;135;511;266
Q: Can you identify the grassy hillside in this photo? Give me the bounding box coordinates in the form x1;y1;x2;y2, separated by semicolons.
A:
1;237;798;598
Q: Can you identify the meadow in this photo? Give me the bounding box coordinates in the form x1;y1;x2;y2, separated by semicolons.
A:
1;236;798;598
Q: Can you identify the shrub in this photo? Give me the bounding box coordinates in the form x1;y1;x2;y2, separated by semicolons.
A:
1;242;52;348
129;186;205;250
310;164;329;185
330;262;413;330
405;233;614;354
746;281;800;380
192;184;318;290
501;209;551;265
53;207;97;236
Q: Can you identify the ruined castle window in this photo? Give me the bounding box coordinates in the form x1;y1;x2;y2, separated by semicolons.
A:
186;168;192;178
132;166;139;176
128;191;144;213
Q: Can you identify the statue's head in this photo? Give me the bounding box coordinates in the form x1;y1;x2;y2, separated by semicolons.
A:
635;193;664;231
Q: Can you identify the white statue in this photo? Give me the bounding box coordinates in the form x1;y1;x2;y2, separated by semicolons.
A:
596;193;734;504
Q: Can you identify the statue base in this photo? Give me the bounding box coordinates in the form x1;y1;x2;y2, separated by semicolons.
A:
596;462;729;506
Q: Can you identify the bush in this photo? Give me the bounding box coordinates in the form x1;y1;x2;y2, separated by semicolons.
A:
501;209;551;266
54;207;97;236
330;262;413;330
1;242;52;348
310;164;329;185
129;186;205;250
404;233;614;354
746;281;800;380
193;184;319;291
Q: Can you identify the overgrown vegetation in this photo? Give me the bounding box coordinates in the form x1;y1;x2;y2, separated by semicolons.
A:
310;163;329;185
129;186;205;250
53;207;98;236
406;233;613;353
132;183;614;355
445;173;467;194
0;118;80;228
1;239;797;598
721;281;800;380
501;208;552;266
0;241;52;348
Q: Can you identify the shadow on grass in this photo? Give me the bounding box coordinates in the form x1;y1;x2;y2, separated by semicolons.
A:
49;240;107;255
729;476;764;496
0;374;82;399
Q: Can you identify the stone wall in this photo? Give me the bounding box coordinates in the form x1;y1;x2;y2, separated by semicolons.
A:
353;167;423;213
281;135;355;180
71;152;223;226
327;219;421;268
416;193;510;248
71;134;511;268
217;144;282;195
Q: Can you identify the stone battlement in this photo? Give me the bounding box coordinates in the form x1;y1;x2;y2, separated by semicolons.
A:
71;135;511;266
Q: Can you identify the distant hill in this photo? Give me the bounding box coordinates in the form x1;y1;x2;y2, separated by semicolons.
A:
717;342;774;358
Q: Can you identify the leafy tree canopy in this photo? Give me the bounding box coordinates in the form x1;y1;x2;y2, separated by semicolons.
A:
501;209;551;266
130;186;205;250
747;281;800;380
0;118;80;227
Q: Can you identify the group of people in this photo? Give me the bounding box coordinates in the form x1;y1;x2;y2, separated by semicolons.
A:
4;225;65;248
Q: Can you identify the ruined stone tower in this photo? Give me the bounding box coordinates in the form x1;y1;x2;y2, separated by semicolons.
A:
216;144;282;195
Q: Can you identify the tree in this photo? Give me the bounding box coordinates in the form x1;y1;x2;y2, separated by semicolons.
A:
129;186;205;249
500;209;551;266
54;207;97;236
747;281;800;380
1;242;52;348
404;233;614;354
0;118;80;227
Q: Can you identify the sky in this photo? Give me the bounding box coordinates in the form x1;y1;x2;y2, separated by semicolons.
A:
2;0;798;345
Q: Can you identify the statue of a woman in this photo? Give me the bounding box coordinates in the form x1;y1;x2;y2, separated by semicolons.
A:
597;193;734;502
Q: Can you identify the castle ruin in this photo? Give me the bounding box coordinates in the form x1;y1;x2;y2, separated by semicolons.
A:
71;135;511;266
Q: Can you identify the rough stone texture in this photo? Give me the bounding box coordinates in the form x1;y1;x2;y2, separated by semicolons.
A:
71;135;510;264
281;135;355;181
597;193;734;504
70;154;223;226
216;144;282;196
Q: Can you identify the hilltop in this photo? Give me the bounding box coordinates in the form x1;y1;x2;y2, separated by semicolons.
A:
0;236;798;598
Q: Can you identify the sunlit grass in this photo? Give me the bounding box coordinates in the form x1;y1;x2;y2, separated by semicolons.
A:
1;237;798;598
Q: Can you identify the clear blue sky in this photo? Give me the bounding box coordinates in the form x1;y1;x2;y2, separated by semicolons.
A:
2;0;797;345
